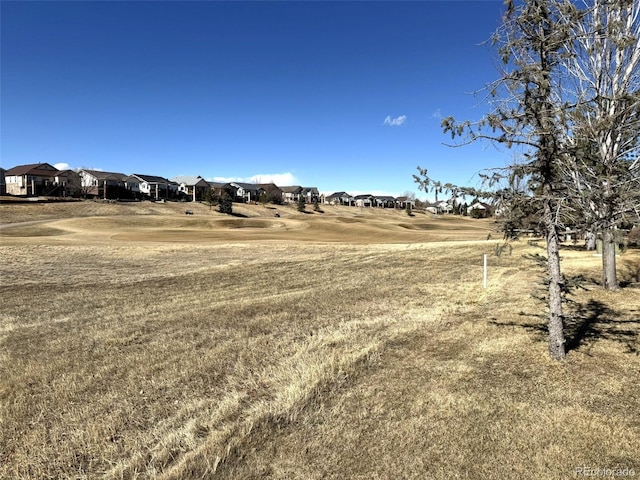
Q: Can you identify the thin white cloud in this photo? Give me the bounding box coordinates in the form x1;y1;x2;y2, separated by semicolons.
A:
250;173;299;185
209;172;299;185
432;109;442;120
383;115;407;126
210;176;243;183
53;163;102;172
76;166;104;172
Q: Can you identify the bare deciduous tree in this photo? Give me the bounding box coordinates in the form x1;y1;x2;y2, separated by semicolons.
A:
559;0;640;290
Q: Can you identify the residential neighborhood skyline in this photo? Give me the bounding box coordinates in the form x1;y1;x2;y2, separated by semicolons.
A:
2;1;508;199
1;161;418;204
3;161;496;220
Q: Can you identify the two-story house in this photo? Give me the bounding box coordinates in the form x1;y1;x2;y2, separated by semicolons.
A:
5;163;60;196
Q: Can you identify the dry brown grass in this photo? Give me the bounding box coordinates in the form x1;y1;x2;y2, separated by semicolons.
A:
1;202;638;479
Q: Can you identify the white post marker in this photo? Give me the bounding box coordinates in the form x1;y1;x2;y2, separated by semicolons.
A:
483;254;488;289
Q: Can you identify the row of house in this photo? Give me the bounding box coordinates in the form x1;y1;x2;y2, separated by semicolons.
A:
1;162;489;214
0;163;323;204
325;191;415;209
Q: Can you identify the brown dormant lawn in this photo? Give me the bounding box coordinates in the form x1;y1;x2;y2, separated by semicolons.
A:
1;201;638;479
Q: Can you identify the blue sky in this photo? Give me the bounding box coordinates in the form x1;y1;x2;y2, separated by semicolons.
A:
2;0;508;198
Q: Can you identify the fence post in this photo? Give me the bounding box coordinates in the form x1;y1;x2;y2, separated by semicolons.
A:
483;254;487;289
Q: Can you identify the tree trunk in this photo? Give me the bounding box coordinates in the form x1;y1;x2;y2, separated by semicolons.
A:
602;228;619;290
545;199;566;360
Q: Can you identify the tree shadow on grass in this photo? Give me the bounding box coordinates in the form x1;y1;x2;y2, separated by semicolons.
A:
560;244;591;252
489;299;639;355
564;300;638;353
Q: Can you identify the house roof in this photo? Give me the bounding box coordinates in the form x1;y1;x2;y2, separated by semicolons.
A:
55;169;80;177
131;173;172;184
353;194;373;199
171;175;209;186
375;196;397;201
81;169;128;181
230;182;262;192
280;185;303;194
256;183;282;191
327;192;353;201
326;191;353;200
6;163;59;177
469;201;492;209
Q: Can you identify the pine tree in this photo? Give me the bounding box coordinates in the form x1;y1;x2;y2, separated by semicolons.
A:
204;188;216;210
440;0;581;360
297;196;306;212
218;193;233;215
